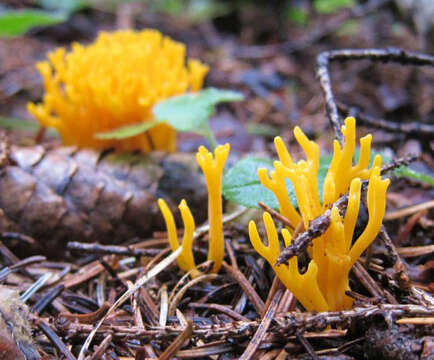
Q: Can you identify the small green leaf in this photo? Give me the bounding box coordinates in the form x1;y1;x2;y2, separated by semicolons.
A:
198;87;244;104
94;88;243;145
247;123;281;137
0;10;66;37
154;94;213;134
313;0;355;14
95;120;159;140
287;6;309;25
154;87;244;134
223;157;281;209
0;116;41;132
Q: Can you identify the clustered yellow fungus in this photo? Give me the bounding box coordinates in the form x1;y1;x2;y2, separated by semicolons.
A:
249;117;390;312
158;144;230;276
27;29;209;153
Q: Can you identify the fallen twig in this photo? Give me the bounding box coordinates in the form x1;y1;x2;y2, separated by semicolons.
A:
159;318;193;360
316;48;434;143
385;199;434;221
67;242;163;257
54;304;433;341
337;102;434;138
38;320;76;360
239;288;282;360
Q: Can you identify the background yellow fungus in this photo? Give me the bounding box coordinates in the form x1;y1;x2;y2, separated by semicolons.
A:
27;29;209;153
196;143;230;273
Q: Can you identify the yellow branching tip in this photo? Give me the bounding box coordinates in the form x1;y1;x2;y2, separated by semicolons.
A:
251;117;389;312
158;198;200;278
27;29;209;153
158;144;230;276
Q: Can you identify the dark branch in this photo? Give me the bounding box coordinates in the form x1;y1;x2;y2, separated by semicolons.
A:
337;102;434;138
316;48;434;144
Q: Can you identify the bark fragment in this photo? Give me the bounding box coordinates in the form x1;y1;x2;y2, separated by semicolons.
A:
0;146;207;255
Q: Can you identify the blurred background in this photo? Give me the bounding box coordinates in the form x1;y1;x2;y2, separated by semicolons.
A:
0;0;432;159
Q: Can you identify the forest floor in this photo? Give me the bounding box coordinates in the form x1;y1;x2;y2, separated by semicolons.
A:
0;1;433;359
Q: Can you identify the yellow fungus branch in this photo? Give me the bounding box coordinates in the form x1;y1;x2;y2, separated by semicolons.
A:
196;144;230;273
323;117;381;207
257;167;301;227
248;213;328;312
349;168;390;266
158;199;200;278
250;117;390;312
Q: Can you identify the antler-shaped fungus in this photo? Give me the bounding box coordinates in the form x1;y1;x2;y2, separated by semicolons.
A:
250;117;390;311
158;144;230;276
158;199;200;278
249;213;328;312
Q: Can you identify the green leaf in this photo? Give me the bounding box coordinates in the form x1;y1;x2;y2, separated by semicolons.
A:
186;0;231;22
154;94;213;134
154;87;244;133
95;88;244;143
0;116;41;132
222;154;332;210
223;157;281;209
223;145;434;210
313;0;355;14
95;120;159;140
287;6;309;25
0;10;66;37
247;123;281;137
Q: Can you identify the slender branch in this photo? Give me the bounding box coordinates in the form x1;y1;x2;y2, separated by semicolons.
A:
337;102;434;138
54;304;433;341
316;48;434;143
67;242;162;257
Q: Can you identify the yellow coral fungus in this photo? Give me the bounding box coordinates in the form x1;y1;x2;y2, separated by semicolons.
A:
158;199;200;278
158;144;230;276
27;30;209;153
263;117;381;230
196;143;230;273
250;117;390;311
249;213;328;312
322;117;382;208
